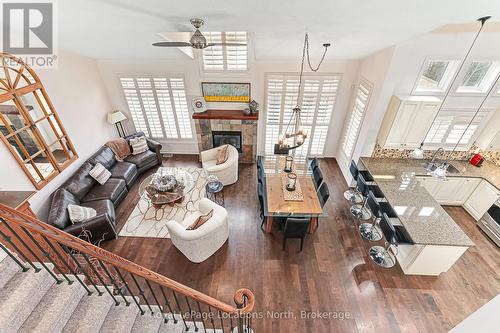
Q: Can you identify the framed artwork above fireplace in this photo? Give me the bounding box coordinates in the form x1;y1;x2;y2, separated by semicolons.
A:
201;82;251;103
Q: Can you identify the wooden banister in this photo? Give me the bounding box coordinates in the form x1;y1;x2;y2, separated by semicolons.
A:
0;203;255;315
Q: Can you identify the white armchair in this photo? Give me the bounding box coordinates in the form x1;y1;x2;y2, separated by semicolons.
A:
166;198;229;263
200;145;239;186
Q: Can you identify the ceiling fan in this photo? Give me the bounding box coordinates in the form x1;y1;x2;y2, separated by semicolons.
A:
153;18;247;49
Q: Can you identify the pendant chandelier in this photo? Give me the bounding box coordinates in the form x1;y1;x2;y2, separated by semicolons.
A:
274;33;330;154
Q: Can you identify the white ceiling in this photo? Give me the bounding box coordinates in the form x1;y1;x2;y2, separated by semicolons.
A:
59;0;500;60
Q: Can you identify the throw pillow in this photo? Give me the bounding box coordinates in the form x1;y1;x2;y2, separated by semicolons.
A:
216;145;229;165
187;209;214;230
89;163;111;185
130;136;148;155
67;204;97;224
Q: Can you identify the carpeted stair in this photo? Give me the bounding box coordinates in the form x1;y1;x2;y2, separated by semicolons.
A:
0;251;224;333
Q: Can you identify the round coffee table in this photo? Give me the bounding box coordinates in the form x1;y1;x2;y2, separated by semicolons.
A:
206;180;224;207
138;167;195;220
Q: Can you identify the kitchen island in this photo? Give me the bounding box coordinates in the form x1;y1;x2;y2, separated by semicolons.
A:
358;157;490;275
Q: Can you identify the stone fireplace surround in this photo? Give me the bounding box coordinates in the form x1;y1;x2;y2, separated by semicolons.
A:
193;110;258;163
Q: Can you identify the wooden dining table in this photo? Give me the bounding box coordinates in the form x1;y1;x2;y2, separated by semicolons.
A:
262;156;324;234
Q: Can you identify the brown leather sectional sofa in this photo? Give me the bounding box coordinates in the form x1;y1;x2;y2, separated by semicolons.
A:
47;132;162;244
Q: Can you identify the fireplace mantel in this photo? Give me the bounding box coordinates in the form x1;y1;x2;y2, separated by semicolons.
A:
192;109;259;120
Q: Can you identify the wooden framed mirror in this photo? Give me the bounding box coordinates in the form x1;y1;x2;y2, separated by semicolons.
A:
0;53;78;189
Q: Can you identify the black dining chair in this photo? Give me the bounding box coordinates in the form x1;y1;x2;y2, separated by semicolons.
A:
313;167;324;189
258;182;266;229
257;166;265;185
318;182;330;208
310;158;320;171
282;217;310;252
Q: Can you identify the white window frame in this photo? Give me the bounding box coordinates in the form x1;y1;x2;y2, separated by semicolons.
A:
412;57;461;96
201;32;249;73
263;73;342;159
341;78;373;159
117;74;194;140
453;59;500;96
423;107;494;150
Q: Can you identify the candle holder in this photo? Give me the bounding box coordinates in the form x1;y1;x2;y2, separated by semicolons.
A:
286;172;297;191
284;156;293;173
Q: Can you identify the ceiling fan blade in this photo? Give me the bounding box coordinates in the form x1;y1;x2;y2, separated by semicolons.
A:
153;41;192;47
208;43;247;47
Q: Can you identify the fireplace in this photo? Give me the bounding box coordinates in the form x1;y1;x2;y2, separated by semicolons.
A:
212;131;242;153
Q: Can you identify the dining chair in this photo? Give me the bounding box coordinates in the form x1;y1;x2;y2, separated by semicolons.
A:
282;217;311;252
313;167;324;189
310;158;320;171
318;182;330;208
258;182;266;229
257;165;265;184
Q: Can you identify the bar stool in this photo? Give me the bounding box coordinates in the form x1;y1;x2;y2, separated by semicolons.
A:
350;173;385;220
343;160;374;204
368;213;413;268
368;213;397;268
359;190;398;241
359;191;383;241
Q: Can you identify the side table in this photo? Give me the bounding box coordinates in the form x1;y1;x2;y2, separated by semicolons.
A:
206;181;224;207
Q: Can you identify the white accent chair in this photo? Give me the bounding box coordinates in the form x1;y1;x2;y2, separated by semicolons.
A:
200;145;239;186
166;198;229;263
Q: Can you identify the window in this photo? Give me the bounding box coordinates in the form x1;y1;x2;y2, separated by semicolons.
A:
119;76;193;139
202;32;248;71
424;109;489;149
456;61;500;94
414;59;460;93
341;79;372;158
264;75;341;159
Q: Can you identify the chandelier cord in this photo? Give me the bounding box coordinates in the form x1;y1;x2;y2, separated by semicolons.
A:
296;33;330;108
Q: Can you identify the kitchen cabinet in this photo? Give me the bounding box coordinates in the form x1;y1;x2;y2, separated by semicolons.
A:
464;180;500;221
417;177;481;206
377;95;441;149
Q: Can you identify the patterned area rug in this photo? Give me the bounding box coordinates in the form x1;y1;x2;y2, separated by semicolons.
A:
119;167;207;238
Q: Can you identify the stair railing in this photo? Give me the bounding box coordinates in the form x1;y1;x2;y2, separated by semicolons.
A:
0;204;255;332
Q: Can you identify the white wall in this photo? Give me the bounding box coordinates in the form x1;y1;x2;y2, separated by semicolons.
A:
0;49;115;219
96;56;360;157
336;47;395;180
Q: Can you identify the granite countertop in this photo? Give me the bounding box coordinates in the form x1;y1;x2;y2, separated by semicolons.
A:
359;158;500;190
359;157;479;247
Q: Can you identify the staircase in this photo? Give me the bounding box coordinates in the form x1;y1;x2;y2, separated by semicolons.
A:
0;253;206;332
0;204;254;333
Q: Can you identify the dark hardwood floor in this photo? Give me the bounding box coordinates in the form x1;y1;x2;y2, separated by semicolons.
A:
103;155;500;333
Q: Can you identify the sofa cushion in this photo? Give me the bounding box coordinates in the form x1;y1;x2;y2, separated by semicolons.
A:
110;162;138;188
124;150;157;169
130;135;148;155
61;162;96;200
81;199;116;223
89;163;112;185
82;178;127;204
87;146;116;170
48;188;80;229
67;204;97;224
